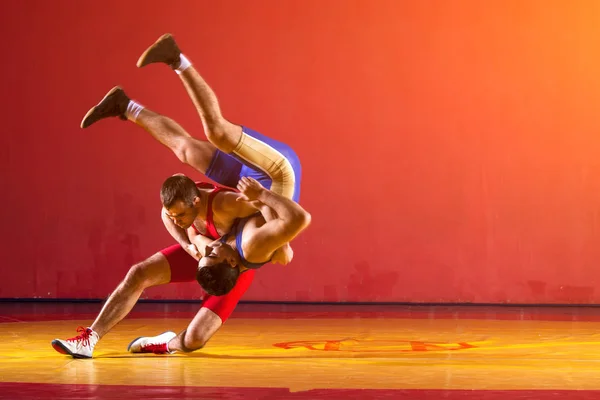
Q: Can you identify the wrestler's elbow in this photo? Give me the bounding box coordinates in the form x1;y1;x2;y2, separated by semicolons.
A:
289;210;311;232
300;210;312;228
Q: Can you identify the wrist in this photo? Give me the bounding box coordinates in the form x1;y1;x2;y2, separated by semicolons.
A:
256;188;271;203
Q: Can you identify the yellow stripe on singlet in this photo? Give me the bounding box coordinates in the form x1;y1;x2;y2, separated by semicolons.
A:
232;132;296;200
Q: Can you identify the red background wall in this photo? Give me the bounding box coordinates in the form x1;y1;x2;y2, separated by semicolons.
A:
2;0;600;303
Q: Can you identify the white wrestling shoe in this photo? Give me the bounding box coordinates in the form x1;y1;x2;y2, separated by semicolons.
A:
51;327;99;359
127;331;177;354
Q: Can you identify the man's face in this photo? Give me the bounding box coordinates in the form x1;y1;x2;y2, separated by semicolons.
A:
198;241;238;269
164;199;199;229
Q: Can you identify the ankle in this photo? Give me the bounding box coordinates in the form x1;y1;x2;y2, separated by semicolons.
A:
126;100;145;122
174;54;191;75
88;326;102;339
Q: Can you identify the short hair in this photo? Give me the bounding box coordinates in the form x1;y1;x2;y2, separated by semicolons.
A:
160;175;200;208
196;263;240;296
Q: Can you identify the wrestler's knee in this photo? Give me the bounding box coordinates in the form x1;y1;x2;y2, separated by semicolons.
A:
180;332;209;352
204;119;240;153
203;118;226;141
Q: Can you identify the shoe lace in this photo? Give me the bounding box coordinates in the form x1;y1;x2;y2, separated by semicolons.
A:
66;326;92;347
142;342;168;354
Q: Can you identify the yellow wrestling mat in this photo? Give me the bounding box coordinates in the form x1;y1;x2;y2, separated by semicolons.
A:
2;317;600;392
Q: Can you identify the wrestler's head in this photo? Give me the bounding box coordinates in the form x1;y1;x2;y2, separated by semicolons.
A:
160;174;201;229
196;241;240;295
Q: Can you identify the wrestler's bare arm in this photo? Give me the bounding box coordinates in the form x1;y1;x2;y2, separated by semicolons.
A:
161;208;200;259
237;178;310;258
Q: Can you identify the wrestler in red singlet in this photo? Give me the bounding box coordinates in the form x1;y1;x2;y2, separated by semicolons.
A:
160;182;255;323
